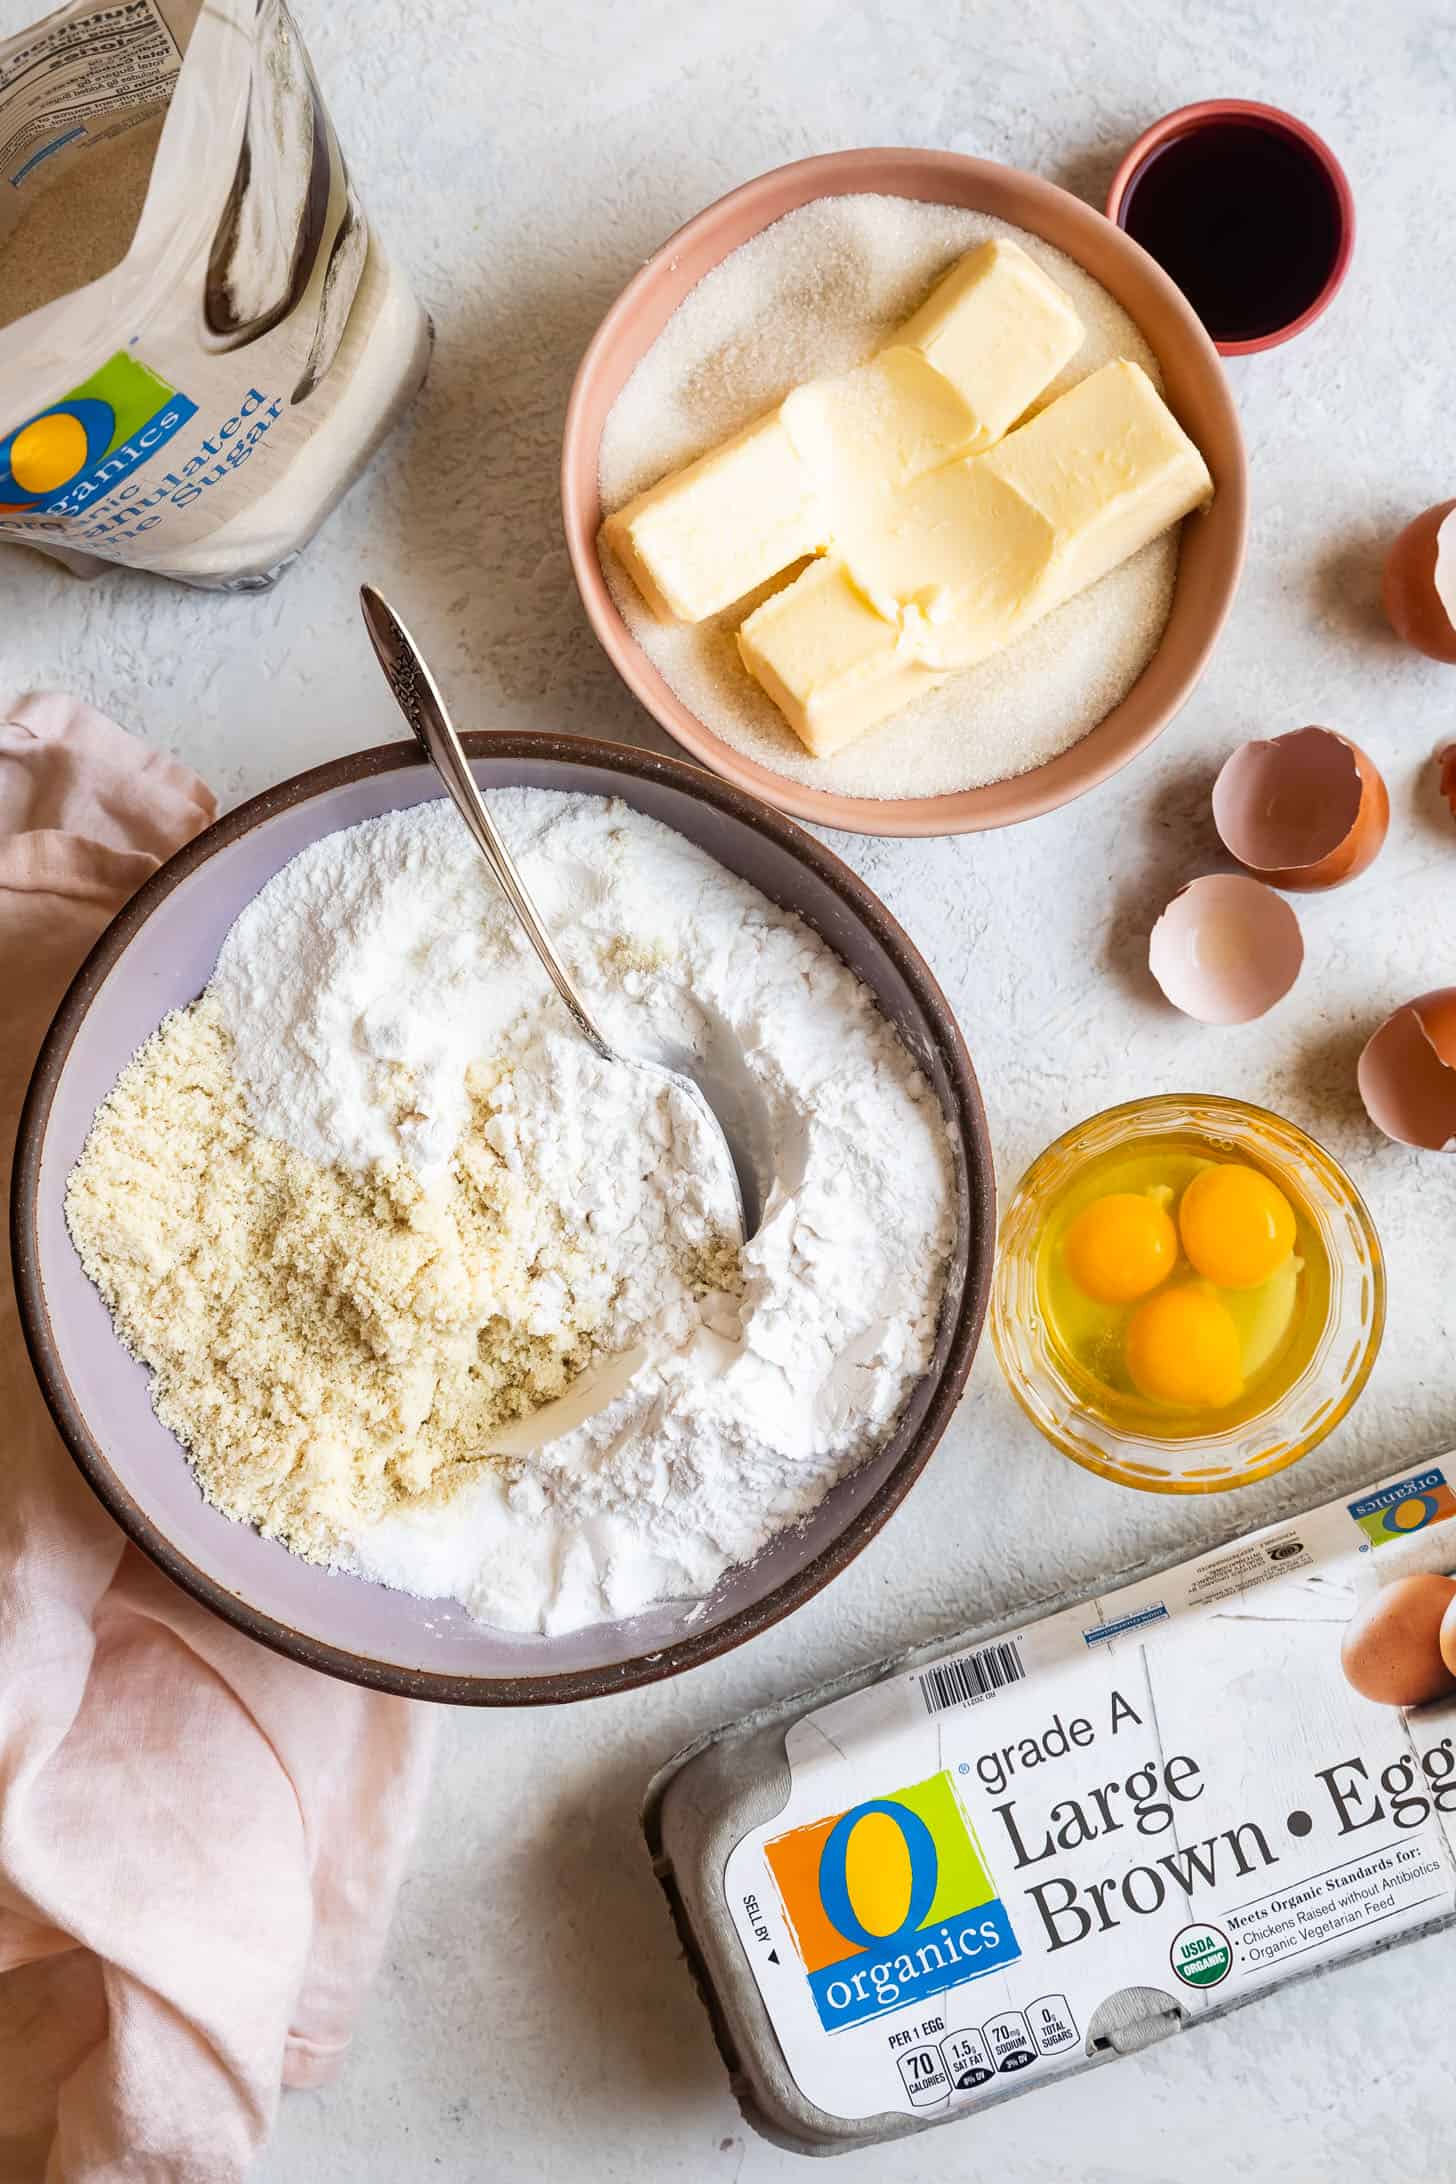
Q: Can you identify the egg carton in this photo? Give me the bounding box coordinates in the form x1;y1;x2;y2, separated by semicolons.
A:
644;1451;1456;2154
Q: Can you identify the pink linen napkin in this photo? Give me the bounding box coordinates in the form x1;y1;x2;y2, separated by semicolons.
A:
0;694;436;2183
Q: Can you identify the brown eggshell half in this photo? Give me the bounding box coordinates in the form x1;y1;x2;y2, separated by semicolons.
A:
1439;743;1456;826
1212;725;1389;889
1383;499;1456;663
1357;986;1456;1150
1148;875;1304;1025
1442;1592;1456;1681
1340;1574;1456;1707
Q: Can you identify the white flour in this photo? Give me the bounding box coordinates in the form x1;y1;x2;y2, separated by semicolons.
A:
210;791;957;1633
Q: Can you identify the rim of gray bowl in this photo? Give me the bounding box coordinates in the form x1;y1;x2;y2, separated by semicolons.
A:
11;732;995;1706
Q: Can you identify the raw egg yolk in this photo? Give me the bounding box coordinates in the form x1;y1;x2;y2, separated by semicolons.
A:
1063;1192;1177;1304
1126;1285;1243;1410
1178;1165;1295;1290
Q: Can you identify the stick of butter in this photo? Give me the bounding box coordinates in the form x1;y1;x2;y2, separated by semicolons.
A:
975;355;1215;639
601;240;1084;626
738;361;1213;756
779;346;989;520
890;237;1084;452
731;557;947;758
600;412;822;624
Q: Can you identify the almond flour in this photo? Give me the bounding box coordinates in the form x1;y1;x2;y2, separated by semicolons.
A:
65;998;623;1555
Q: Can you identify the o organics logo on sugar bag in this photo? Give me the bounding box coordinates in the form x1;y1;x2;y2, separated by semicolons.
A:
1350;1470;1456;1549
0;352;197;520
764;1771;1021;2032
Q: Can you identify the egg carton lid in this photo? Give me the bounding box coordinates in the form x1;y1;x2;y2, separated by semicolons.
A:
644;1446;1456;2154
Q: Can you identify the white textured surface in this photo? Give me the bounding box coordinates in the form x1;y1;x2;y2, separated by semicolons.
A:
4;0;1455;2175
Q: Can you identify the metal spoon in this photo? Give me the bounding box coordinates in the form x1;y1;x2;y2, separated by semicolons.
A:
359;584;764;1239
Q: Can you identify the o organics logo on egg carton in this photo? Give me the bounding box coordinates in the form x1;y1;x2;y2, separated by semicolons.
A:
1349;1470;1456;1549
0;352;197;520
763;1770;1021;2032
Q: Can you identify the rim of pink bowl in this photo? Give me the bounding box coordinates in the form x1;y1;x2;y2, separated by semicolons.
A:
561;146;1248;840
1106;99;1356;357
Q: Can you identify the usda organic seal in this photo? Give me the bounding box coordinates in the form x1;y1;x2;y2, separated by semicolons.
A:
1170;1923;1233;1988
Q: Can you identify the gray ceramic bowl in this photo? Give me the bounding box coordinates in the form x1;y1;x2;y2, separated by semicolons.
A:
13;735;993;1705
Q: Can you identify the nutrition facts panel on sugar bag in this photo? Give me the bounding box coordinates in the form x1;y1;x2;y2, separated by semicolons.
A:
0;0;181;172
719;1463;1456;2130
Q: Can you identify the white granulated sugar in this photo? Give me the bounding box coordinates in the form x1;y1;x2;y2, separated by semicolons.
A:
210;791;957;1635
597;193;1181;800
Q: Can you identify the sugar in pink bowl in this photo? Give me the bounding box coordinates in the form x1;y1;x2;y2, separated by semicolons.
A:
1106;101;1354;356
562;147;1246;839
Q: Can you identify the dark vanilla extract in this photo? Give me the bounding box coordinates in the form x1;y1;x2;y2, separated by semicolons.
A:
1119;119;1344;344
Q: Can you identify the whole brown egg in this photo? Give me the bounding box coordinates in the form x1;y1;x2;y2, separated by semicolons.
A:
1340;1574;1456;1707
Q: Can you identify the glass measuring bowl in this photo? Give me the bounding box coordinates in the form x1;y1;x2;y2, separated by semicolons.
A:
991;1094;1385;1493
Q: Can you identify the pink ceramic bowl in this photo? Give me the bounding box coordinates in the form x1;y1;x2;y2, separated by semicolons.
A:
1106;101;1355;357
562;146;1247;840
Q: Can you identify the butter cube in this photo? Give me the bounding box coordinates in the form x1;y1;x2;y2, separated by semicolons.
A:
779;346;984;511
741;361;1213;750
601;411;823;623
893;238;1085;452
601;238;1085;628
826;455;1051;653
838;359;1212;672
736;558;943;758
979;356;1213;626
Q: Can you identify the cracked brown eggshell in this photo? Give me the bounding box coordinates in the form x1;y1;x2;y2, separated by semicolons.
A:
1439;743;1456;826
1383;498;1456;664
1358;987;1456;1150
1148;875;1304;1025
1212;725;1389;890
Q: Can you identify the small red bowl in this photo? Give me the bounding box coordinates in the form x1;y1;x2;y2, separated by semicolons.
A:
1106;100;1355;357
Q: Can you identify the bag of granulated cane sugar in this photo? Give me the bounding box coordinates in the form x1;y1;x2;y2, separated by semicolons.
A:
0;0;431;589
